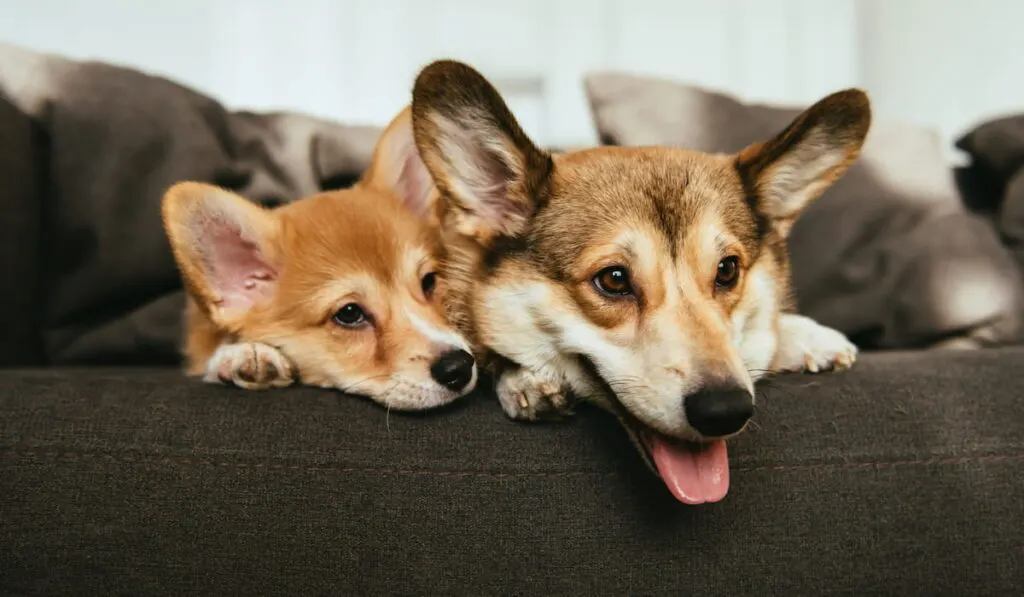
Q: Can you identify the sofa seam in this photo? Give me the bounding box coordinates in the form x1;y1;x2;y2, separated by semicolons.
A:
3;449;1023;476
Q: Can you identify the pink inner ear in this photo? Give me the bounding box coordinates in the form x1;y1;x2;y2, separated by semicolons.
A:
202;219;277;313
464;143;518;223
393;137;435;218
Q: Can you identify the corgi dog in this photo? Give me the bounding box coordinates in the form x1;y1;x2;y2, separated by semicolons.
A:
408;61;870;503
161;107;477;411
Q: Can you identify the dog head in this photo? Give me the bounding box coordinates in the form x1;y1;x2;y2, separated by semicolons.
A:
162;107;477;410
412;60;870;500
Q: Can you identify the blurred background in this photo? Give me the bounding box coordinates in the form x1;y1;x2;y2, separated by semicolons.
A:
1;0;1022;154
2;0;1024;365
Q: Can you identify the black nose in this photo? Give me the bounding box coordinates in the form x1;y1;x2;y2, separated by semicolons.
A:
429;349;475;391
684;382;754;437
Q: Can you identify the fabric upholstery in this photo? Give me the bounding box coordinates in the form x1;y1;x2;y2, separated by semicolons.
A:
2;348;1023;595
0;93;45;366
958;113;1024;341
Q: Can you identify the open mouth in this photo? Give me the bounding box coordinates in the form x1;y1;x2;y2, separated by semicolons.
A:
576;355;732;505
610;400;731;505
634;425;729;505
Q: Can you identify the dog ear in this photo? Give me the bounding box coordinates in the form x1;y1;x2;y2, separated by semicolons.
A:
411;60;553;245
162;182;280;330
362;105;438;222
736;88;871;237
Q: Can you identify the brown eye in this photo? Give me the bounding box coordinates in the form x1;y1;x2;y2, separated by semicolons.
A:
715;256;740;289
593;266;633;297
332;303;368;327
421;272;437;298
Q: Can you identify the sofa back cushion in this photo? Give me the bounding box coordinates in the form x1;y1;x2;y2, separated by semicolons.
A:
958;113;1024;342
0;92;45;365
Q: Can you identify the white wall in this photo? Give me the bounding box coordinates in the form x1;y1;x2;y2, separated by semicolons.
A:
859;0;1024;149
0;0;858;148
0;0;1020;152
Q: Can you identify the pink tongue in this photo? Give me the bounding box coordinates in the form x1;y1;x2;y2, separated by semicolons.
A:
648;435;730;505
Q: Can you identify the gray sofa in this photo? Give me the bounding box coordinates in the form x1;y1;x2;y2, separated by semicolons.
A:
1;43;1022;596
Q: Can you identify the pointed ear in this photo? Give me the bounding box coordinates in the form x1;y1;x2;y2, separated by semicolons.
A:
736;88;871;237
361;105;438;221
161;182;280;329
411;60;553;245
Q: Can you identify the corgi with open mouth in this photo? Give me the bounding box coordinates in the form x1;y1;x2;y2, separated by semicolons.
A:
409;60;870;503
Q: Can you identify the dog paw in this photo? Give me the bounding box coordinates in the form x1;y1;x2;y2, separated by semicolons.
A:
203;342;296;390
774;314;857;374
496;366;573;421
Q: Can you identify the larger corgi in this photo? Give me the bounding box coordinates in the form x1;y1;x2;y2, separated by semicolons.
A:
162;108;477;411
409;61;870;503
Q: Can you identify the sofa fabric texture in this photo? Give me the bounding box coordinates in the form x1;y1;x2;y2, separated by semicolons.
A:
3;348;1023;596
0;86;45;366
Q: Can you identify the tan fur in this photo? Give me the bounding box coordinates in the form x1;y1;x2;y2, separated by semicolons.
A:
410;60;870;443
162;108;476;410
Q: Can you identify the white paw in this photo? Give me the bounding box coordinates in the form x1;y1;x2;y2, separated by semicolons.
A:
774;314;857;374
496;366;573;421
203;342;296;390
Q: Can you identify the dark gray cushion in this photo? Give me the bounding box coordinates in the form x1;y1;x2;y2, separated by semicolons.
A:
2;348;1022;595
957;114;1024;187
0;93;45;366
0;42;382;366
585;73;1024;349
957;114;1024;342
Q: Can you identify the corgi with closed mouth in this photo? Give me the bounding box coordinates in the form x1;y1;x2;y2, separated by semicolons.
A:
162;107;477;411
409;61;871;503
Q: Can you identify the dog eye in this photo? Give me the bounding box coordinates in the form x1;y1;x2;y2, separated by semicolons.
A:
593;266;633;297
421;272;437;298
332;303;368;327
715;256;740;289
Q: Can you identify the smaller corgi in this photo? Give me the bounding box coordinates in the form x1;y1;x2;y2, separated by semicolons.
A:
161;108;477;410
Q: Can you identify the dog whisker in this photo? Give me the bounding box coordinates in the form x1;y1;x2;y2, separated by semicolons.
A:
755;384;796;400
375;379;403;402
338;373;394;396
603;375;656;399
375;379;407;429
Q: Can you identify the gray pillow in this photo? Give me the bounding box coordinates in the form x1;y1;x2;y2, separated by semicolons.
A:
957;114;1024;244
957;115;1024;343
585;73;1023;349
